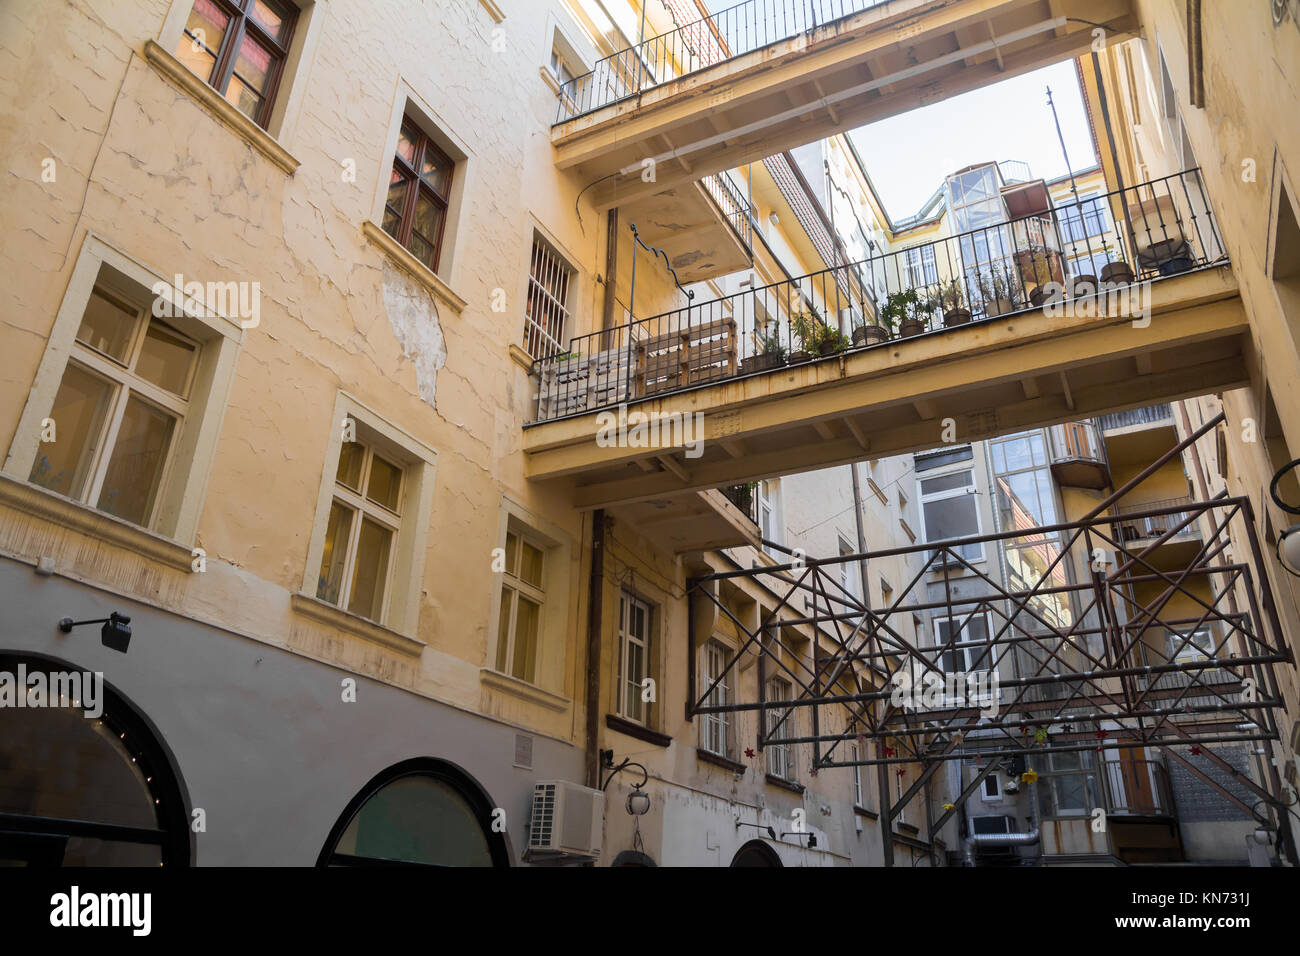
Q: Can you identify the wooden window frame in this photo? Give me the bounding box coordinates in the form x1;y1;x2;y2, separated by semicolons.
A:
178;0;298;129
384;118;455;272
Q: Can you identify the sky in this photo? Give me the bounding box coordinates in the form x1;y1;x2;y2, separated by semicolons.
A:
847;61;1099;222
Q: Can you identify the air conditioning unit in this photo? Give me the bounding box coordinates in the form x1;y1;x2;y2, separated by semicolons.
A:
527;780;604;862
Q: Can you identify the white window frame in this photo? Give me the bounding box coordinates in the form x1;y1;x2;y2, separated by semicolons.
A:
313;434;405;623
917;464;984;564
699;639;733;758
765;675;795;781
300;392;437;639
933;611;993;676
851;743;865;808
838;534;858;600
3;235;243;546
617;592;653;725
30;284;200;530
495;526;549;684
981;770;1003;802
758;478;782;559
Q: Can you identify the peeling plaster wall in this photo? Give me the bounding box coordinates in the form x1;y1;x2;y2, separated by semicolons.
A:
0;0;715;749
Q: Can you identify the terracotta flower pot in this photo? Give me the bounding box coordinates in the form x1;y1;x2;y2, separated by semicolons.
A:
985;298;1015;317
854;325;890;345
1100;261;1134;285
1071;274;1100;297
898;318;927;337
942;308;971;327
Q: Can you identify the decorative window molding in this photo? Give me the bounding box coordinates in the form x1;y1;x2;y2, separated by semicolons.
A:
300;391;437;641
3;234;243;547
484;496;574;700
290;591;427;656
367;81;473;301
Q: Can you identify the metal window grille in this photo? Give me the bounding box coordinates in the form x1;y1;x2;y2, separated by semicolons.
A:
524;236;573;360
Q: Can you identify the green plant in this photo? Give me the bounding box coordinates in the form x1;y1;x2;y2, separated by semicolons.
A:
790;305;830;352
754;327;788;362
878;289;919;334
938;277;966;312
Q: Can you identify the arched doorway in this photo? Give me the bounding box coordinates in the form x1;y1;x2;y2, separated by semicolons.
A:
730;839;783;867
317;757;510;867
0;651;191;866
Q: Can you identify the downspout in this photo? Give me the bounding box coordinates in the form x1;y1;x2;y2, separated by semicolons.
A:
584;510;606;789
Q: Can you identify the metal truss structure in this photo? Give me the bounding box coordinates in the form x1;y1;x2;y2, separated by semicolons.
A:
685;414;1298;861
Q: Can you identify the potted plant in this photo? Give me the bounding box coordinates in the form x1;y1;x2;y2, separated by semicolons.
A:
1099;241;1135;285
853;320;890;346
978;266;1021;317
791;306;843;358
741;328;787;374
818;327;849;355
938;278;971;326
1023;245;1063;307
881;289;928;338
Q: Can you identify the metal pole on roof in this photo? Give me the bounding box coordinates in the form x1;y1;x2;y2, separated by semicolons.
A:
1047;85;1080;203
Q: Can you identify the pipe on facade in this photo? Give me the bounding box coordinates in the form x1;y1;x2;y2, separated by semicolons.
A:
962;828;1041;866
584;510;606;789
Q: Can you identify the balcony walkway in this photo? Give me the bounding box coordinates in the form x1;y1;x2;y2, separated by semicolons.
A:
524;171;1247;510
554;0;1139;209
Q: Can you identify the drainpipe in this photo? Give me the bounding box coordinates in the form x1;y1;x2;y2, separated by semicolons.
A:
850;462;870;599
584;510;606;789
963;827;1041;866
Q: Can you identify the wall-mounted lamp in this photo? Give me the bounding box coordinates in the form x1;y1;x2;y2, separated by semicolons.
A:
599;749;650;816
735;819;777;841
1269;459;1300;577
58;612;132;653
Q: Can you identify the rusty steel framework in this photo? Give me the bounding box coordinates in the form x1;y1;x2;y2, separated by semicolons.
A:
685;414;1298;860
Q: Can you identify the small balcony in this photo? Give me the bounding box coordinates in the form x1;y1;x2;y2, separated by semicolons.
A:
1048;421;1109;490
1097;403;1175;432
619;171;754;285
525;171;1245;506
1110;496;1201;545
551;0;1141;209
1038;757;1183;863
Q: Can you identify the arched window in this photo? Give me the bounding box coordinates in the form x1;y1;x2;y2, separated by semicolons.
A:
318;758;510;867
730;839;783;867
0;652;190;866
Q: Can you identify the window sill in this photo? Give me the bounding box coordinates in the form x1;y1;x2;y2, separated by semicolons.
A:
0;474;194;572
479;668;570;712
538;66;563;95
509;343;536;373
605;714;672;748
765;773;805;795
360;221;467;316
853;805;878;820
898;821;920;836
290;591;426;656
142;40;299;175
695;748;746;775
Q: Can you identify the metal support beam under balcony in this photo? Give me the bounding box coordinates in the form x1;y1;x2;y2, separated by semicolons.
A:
553;0;1139;210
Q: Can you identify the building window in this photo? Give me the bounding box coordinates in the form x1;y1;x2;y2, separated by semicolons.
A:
174;0;298;128
981;771;1002;801
918;467;983;562
765;676;794;781
1057;195;1110;243
495;529;547;683
549;44;577;86
315;433;405;622
851;743;865;807
523;235;574;360
29;284;200;529
758;479;781;558
838;534;858;599
933;612;992;674
699;640;733;758
902;244;938;286
617;593;652;724
382;117;455;272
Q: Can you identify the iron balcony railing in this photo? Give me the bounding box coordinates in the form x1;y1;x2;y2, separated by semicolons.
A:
720;483;760;525
531;169;1226;423
997;160;1034;184
1111;496;1200;543
702;172;754;253
1098;403;1175;431
556;0;888;124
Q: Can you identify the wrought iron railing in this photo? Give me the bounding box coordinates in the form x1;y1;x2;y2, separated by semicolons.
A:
555;0;888;124
531;169;1226;424
1111;496;1200;543
702;172;754;253
720;482;760;525
1098;403;1175;431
